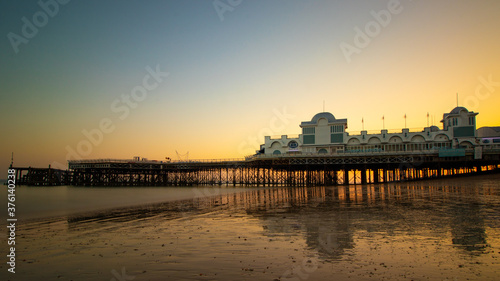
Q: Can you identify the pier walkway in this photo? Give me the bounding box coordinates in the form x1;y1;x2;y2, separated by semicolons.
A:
11;148;500;186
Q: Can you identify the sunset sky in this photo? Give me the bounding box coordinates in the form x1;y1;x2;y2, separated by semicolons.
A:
1;0;499;178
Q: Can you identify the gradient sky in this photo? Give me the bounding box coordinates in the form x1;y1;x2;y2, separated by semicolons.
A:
1;0;500;178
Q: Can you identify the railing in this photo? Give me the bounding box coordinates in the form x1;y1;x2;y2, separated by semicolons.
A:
252;150;442;159
170;158;245;163
269;134;300;139
69;159;140;164
251;145;486;159
347;127;427;135
69;158;246;165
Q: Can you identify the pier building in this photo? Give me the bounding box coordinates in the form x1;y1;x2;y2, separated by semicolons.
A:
259;107;483;156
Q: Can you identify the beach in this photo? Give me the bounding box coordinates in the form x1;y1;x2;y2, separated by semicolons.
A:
2;174;500;280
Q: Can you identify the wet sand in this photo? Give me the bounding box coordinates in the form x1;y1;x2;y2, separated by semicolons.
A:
2;174;500;281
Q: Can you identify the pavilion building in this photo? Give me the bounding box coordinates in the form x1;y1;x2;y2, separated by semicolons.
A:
259;107;488;156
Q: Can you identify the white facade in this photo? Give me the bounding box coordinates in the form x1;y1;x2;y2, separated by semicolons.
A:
259;107;484;156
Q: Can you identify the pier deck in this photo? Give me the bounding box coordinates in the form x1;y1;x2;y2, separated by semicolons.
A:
11;149;500;186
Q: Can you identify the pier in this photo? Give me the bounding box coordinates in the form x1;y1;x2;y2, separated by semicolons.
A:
12;166;70;186
9;107;500;187
11;148;500;186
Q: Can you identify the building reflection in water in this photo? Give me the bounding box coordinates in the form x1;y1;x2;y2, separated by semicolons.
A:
67;179;498;260
232;181;495;260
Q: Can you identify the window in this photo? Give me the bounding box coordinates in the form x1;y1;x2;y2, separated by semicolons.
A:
469;117;475;125
330;125;344;133
331;134;343;143
318;148;328;154
303;127;315;134
303;135;315;144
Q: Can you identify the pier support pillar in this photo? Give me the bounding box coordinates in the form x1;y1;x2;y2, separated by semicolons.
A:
361;168;367;185
343;169;349;185
374;169;379;184
476;165;482;174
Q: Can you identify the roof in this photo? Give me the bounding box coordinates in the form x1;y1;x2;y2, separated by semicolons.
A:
476;127;500;137
441;106;477;122
300;112;347;126
478;126;500;133
312;112;336;123
450;106;468;114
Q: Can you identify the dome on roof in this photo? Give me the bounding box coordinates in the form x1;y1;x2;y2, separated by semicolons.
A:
430;125;440;132
311;112;336;123
450;107;468;114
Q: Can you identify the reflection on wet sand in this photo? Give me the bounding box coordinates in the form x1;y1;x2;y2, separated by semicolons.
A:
14;175;499;280
67;176;498;261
